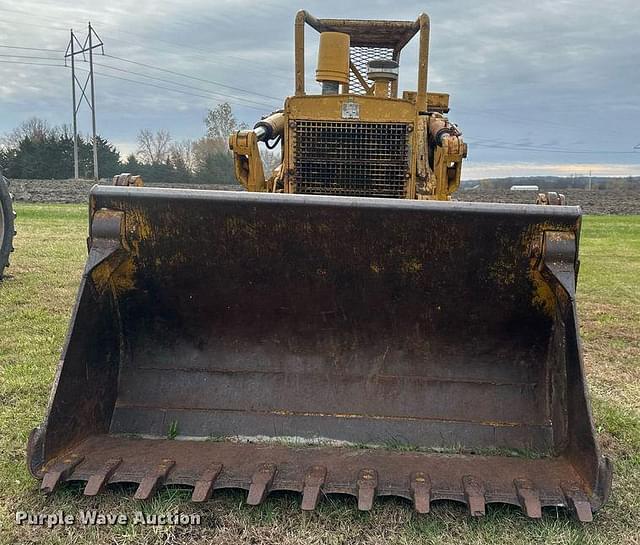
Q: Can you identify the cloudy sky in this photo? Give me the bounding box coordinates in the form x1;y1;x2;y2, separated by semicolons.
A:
1;0;638;178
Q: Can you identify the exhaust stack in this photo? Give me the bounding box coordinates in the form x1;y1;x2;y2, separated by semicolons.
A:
367;59;399;97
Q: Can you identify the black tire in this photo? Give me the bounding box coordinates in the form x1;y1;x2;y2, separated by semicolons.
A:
0;174;15;280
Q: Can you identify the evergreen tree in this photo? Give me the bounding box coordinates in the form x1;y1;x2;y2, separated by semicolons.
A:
0;128;122;180
123;154;142;172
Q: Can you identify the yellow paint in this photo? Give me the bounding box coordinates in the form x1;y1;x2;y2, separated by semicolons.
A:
128;208;153;241
286;94;415;122
91;254;136;297
531;270;557;317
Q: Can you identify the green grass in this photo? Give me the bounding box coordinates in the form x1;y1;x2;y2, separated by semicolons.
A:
0;204;639;544
167;421;179;440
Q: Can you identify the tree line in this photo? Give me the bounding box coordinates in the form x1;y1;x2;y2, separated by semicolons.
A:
0;118;122;180
0;103;278;184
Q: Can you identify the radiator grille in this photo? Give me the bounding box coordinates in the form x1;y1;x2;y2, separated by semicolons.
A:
293;121;410;198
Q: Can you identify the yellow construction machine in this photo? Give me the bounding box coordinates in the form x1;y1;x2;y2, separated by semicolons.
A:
229;12;465;199
28;11;611;521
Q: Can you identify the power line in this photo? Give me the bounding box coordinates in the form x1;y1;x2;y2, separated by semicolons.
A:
456;105;632;142
468;136;582;152
0;48;282;106
0;56;277;111
114;32;291;79
468;134;638;154
92;59;279;109
0;45;281;106
2;63;636;157
1;57;637;151
469;141;635;155
0;53;61;61
467;139;639;155
103;53;282;102
0;9;291;79
0;60;64;67
0;44;63;53
74;66;271;111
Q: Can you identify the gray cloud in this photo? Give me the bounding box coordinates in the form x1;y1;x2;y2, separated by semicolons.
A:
0;0;638;176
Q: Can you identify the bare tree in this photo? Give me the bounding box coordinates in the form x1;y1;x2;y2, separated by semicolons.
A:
170;139;196;172
58;124;73;140
136;129;172;164
192;136;228;167
2;117;57;148
204;103;247;143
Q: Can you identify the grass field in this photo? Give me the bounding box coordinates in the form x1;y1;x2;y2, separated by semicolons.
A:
0;203;638;545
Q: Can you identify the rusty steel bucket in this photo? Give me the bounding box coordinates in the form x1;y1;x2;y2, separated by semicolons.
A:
28;186;611;520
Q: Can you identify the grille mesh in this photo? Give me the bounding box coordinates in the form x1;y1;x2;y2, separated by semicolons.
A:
293;121;410;198
349;47;394;95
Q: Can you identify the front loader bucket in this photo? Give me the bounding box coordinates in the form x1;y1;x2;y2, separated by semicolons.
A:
28;187;611;520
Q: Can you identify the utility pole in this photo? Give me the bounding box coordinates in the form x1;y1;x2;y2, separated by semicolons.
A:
70;30;79;180
88;22;99;181
64;23;104;181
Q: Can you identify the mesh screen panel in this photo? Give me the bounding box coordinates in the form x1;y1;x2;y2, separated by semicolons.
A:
293;121;410;198
349;46;394;95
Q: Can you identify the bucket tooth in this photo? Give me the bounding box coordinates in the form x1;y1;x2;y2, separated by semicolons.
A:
40;453;84;494
301;465;327;511
462;475;485;517
357;468;378;511
83;458;122;496
247;463;277;505
134;459;175;500
410;471;431;514
562;482;593;522
191;463;223;503
514;478;542;519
